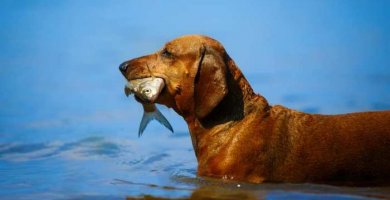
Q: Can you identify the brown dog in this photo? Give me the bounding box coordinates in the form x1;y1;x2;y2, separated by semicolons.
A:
119;35;390;184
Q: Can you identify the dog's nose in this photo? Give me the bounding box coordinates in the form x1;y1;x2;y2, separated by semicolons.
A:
119;61;129;75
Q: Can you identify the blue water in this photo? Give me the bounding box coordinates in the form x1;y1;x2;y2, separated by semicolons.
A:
1;1;389;199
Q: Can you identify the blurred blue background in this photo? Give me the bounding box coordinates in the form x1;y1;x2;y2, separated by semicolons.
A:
0;0;389;199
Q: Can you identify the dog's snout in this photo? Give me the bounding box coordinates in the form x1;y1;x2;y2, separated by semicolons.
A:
119;61;129;75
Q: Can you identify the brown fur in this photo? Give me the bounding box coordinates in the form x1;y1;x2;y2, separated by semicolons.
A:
120;35;390;184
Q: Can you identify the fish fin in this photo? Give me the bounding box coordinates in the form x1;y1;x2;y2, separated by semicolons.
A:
153;109;174;133
138;112;154;137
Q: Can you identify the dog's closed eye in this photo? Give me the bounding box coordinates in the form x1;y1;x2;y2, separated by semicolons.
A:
161;48;173;58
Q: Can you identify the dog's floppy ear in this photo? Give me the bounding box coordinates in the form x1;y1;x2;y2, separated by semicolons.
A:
194;45;228;119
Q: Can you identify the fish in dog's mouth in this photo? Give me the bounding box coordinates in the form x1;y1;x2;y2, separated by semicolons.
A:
123;77;173;136
124;77;166;103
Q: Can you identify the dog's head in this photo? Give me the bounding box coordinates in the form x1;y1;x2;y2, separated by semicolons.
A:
120;35;229;119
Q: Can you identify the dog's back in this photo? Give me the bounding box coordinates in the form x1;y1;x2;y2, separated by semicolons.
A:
269;106;390;183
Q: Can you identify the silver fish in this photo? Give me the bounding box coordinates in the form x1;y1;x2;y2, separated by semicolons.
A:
128;77;164;103
125;77;173;137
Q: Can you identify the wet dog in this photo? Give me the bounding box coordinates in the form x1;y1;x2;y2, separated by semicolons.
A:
120;35;390;184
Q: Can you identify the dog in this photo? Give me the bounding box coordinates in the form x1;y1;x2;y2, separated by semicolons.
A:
119;35;390;184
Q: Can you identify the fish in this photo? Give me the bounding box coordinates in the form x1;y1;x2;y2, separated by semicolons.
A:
125;77;174;137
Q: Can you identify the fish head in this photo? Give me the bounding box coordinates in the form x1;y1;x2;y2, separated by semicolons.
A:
134;78;164;103
140;87;157;102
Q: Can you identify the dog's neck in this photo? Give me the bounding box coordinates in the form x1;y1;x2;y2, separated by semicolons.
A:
197;58;268;127
186;58;270;158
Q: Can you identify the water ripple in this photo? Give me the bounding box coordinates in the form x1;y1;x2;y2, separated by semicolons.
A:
0;137;125;161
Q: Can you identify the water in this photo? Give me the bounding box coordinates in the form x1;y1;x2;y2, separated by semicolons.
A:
1;1;389;199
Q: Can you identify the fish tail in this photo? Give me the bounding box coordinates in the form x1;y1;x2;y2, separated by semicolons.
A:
139;112;154;137
138;110;174;137
153;108;174;133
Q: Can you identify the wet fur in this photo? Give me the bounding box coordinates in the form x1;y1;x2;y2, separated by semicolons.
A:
120;35;390;184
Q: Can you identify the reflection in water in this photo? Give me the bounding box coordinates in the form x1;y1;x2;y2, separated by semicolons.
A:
123;178;389;200
189;186;257;200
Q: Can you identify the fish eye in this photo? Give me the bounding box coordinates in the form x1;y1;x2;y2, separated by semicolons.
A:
143;89;151;94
